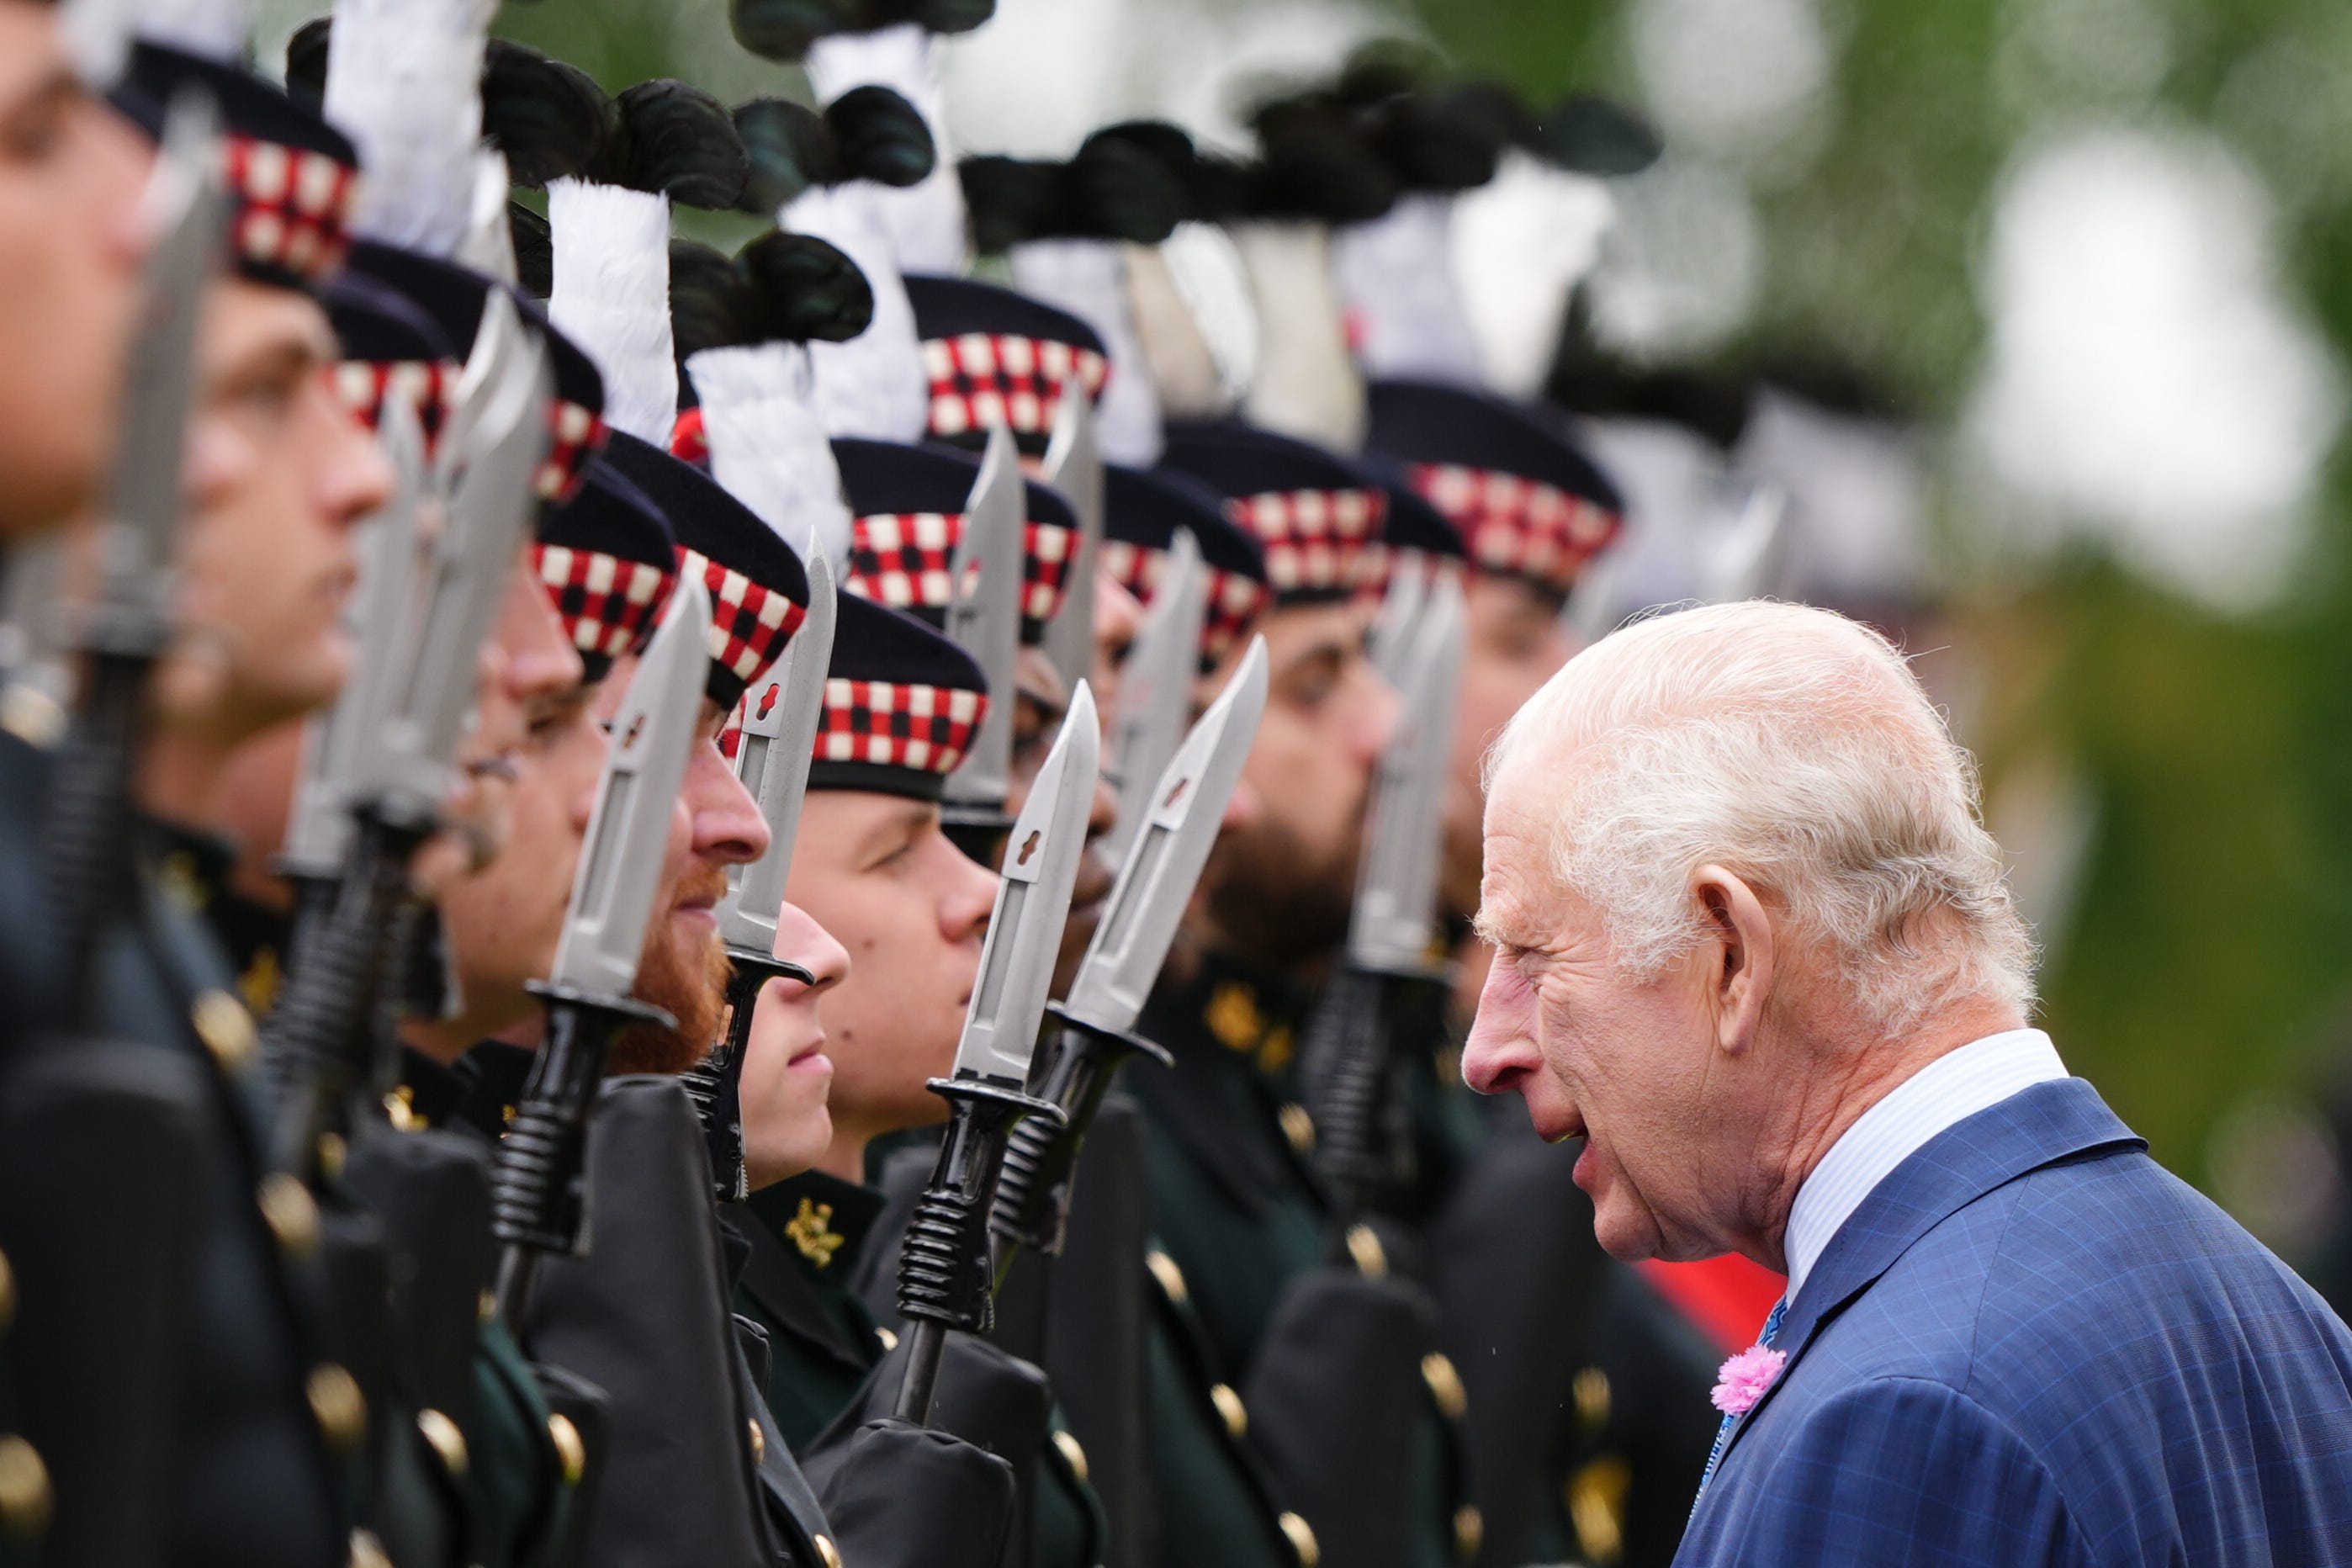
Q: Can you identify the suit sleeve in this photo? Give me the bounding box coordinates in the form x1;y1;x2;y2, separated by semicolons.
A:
1693;1376;2088;1568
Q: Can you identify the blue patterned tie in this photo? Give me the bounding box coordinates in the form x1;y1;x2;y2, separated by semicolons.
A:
1691;1295;1788;1513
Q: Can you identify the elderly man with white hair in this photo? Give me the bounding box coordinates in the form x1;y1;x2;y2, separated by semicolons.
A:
1464;601;2352;1565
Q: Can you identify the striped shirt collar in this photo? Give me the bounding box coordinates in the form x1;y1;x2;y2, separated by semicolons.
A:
1783;1028;2068;1306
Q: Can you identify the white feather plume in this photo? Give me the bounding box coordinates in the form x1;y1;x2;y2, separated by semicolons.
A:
1452;151;1616;400
1332;192;1486;389
321;0;495;257
135;0;251;63
804;24;969;277
787;184;930;444
1010;238;1164;467
687;344;853;569
548;178;677;448
451;149;518;283
1231;220;1364;452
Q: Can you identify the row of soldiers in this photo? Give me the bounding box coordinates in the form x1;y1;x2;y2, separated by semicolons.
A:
0;0;1832;1564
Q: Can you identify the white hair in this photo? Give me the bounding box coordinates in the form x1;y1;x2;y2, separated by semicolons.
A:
1484;601;2036;1034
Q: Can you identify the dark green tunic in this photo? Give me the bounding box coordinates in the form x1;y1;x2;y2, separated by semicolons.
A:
734;1170;1106;1568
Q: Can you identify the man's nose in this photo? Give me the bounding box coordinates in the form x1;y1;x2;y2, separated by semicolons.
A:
1459;961;1537;1095
687;744;770;868
318;382;398;529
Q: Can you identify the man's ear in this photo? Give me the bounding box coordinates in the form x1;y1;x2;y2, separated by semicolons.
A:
1693;865;1772;1056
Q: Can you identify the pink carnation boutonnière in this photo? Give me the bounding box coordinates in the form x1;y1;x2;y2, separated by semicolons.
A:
1710;1343;1788;1417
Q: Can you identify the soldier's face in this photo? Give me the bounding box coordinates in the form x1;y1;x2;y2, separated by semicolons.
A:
0;9;149;533
1444;575;1575;920
605;685;773;1076
1085;567;1143;718
171;278;393;740
437;549;587;877
1005;644;1115;998
785;791;996;1157
1195;598;1396;967
740;900;850;1189
425;665;632;1043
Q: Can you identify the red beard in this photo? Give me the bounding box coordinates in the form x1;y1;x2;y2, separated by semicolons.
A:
607;867;732;1077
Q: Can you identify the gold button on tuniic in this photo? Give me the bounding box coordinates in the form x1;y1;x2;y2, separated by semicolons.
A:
1277;1511;1319;1566
308;1364;367;1452
1210;1382;1247;1439
1052;1428;1089;1484
547;1414;586;1486
0;1435;50;1540
418;1407;468;1476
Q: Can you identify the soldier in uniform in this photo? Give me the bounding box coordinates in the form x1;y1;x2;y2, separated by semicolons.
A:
728;585;1115;1568
0;3;158;1558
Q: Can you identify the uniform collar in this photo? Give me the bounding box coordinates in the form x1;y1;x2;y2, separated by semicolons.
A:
748;1169;889;1284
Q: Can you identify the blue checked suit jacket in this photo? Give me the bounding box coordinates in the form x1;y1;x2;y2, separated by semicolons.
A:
1676;1078;2352;1566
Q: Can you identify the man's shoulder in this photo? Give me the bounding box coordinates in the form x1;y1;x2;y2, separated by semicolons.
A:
1846;1143;2349;1386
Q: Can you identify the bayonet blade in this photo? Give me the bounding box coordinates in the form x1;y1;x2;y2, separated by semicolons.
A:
1040;392;1103;696
1066;637;1267;1036
717;551;836;952
1365;559;1426;687
1348;576;1465;973
1703;478;1788;604
1101;527;1205;869
942;423;1023;813
93;89;224;635
952;681;1100;1085
281;394;429;875
549;577;712;998
370;293;552;812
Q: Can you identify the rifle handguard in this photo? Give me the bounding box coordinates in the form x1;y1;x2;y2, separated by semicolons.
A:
490;981;672;1325
1301;964;1395;1198
688;950;815;1205
893;1075;1064;1425
989;1004;1172;1265
43;647;160;1020
261;807;428;1179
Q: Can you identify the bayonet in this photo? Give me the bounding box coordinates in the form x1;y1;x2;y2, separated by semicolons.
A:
1365;557;1426;688
1703;477;1788;605
716;551;835;955
43;87;225;1019
279;395;427;882
992;639;1269;1272
371;290;551;814
490;579;712;1327
940;422;1023;836
1348;576;1466;974
687;554;837;1203
1039;390;1103;697
1100;527;1205;871
892;683;1099;1425
262;302;553;1183
1300;577;1468;1253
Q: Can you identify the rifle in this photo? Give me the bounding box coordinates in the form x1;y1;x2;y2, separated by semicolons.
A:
1299;574;1466;1253
262;294;550;1183
40;90;224;1020
890;686;1098;1425
990;638;1267;1279
488;579;712;1328
683;553;837;1202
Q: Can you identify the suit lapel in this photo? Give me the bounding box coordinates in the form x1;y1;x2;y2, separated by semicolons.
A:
1716;1078;2144;1466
